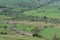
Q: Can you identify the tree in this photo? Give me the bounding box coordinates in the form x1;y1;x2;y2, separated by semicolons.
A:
32;27;42;37
4;26;7;30
43;16;47;19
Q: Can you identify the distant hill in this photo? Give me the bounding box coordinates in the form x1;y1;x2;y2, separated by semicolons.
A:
0;0;60;10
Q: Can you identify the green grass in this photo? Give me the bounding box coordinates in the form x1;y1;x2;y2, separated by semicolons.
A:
41;27;60;40
16;23;35;32
0;35;44;40
24;8;60;18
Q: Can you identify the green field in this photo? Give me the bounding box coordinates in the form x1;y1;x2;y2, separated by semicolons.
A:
24;6;60;18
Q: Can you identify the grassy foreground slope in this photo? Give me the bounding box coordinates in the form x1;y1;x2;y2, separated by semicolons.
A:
0;35;44;40
0;27;60;40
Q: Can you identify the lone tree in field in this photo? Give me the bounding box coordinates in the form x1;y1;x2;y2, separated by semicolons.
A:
43;16;47;19
43;16;48;24
32;27;42;37
4;26;7;30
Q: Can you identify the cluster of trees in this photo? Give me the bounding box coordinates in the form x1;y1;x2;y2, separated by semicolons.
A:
0;8;25;17
32;27;42;37
0;26;7;35
12;15;60;24
16;0;41;10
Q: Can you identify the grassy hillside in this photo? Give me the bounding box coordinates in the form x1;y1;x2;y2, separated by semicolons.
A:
0;0;60;40
0;0;60;18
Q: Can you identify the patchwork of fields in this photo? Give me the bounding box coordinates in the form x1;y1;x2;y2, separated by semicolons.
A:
0;0;60;40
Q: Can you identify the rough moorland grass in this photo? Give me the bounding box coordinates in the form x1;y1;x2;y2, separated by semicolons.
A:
0;35;44;40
